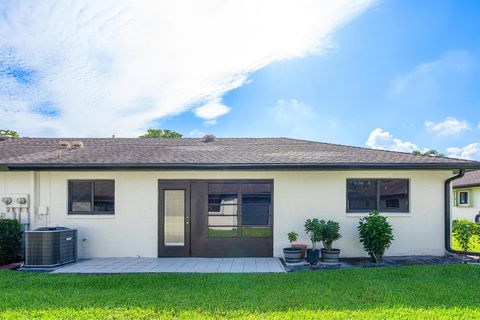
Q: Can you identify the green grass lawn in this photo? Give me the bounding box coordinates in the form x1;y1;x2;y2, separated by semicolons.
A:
1;265;480;319
452;235;480;252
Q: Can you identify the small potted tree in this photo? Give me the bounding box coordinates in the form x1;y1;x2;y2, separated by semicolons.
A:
283;232;303;263
318;220;342;263
357;211;394;263
289;231;307;258
304;218;321;265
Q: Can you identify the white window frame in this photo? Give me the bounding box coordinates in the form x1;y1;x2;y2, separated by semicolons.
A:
455;190;471;207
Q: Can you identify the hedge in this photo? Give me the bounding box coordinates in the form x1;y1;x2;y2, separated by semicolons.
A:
0;219;23;265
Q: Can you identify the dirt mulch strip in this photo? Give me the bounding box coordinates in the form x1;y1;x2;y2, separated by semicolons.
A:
0;262;22;270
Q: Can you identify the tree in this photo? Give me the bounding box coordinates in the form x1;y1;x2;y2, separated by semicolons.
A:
411;149;445;157
0;130;19;138
139;129;182;139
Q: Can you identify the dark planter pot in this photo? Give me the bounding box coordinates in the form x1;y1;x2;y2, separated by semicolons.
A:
291;244;307;258
306;249;320;265
321;248;341;263
283;247;303;263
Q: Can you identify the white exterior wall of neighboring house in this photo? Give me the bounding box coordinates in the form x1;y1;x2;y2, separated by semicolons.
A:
452;186;480;221
0;169;453;258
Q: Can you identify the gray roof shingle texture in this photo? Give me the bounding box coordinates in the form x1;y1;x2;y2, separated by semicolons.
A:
0;138;479;169
453;170;480;188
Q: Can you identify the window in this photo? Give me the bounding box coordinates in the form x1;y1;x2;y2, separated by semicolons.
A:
164;190;185;246
68;180;115;214
207;182;272;237
456;190;470;206
347;179;409;213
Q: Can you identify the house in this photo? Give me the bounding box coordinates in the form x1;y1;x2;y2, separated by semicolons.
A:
1;136;479;259
452;170;480;221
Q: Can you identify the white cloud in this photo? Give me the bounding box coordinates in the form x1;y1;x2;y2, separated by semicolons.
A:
0;0;374;137
425;117;469;136
194;99;230;125
447;143;480;160
189;129;205;137
365;128;418;153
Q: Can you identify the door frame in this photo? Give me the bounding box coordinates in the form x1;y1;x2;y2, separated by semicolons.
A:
158;180;191;257
158;179;274;258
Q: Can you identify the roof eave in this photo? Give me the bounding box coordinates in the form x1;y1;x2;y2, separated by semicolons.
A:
453;183;480;189
3;162;480;171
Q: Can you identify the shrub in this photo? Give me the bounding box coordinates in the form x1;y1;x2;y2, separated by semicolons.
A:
318;220;341;250
0;219;23;265
304;218;322;250
357;211;394;263
452;219;480;251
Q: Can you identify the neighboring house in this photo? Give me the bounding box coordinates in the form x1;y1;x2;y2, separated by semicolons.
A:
0;136;479;259
452;170;480;221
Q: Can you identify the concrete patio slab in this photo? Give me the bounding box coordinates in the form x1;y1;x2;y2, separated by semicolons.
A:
50;257;285;274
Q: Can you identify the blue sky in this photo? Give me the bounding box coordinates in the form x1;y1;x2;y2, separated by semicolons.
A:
1;0;479;159
165;0;480;159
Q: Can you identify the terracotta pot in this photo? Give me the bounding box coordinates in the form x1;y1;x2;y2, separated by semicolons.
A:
291;244;307;258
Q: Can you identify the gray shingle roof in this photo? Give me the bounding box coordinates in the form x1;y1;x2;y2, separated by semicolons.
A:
453;170;480;188
0;137;479;170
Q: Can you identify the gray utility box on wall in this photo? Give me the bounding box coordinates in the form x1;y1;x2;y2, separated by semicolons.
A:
24;227;78;267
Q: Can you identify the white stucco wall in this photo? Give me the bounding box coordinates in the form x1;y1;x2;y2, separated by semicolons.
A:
452;186;480;221
0;169;453;258
0;171;35;225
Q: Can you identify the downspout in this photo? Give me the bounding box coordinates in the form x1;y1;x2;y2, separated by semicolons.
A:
445;169;480;256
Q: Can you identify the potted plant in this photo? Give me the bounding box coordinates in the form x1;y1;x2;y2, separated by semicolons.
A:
357;211;394;263
283;231;303;263
304;218;321;265
318;220;342;263
289;231;307;258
